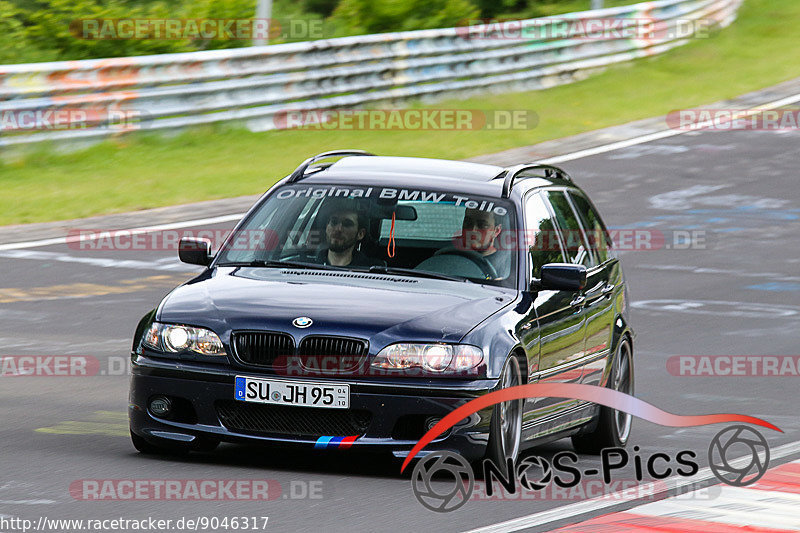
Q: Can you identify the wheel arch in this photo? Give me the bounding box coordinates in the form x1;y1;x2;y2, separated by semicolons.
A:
511;346;529;385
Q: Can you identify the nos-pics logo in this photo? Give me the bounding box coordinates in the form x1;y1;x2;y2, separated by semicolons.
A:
402;384;778;513
412;424;771;513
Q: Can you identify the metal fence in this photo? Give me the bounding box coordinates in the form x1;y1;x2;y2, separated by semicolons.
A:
0;0;743;148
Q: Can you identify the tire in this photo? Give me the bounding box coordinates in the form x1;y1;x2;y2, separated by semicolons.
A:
572;338;634;455
485;355;523;470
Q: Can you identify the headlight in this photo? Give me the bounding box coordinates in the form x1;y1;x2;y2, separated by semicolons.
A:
142;323;226;356
371;343;483;374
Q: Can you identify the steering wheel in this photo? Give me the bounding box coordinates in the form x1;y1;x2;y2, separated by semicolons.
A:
433;247;499;279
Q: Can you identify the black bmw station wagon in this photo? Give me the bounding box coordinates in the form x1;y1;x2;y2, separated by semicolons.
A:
129;150;634;465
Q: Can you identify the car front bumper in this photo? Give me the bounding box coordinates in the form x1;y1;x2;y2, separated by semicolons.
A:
129;354;499;461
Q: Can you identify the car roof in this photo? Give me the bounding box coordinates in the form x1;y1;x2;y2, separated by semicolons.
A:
328;156;503;180
296;156;568;199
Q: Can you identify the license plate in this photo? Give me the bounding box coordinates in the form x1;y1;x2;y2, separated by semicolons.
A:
235;376;349;409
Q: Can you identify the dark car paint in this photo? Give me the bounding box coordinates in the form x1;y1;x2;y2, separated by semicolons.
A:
129;156;633;460
157;268;516;349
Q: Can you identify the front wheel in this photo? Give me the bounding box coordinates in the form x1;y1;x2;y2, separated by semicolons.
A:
572;339;634;454
485;356;523;469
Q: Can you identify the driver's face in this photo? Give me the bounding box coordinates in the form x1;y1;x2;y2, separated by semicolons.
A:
462;209;500;253
326;211;365;253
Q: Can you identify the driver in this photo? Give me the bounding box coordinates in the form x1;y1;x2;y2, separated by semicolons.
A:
460;208;511;278
313;204;382;267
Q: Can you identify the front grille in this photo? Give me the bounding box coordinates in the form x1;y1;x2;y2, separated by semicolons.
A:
296;336;368;374
216;401;371;437
298;336;367;357
232;331;294;367
232;332;368;374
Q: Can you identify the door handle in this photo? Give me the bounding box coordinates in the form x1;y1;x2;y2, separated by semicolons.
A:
570;295;586;308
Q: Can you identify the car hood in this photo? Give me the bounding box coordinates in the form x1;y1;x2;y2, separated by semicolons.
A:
157;267;516;349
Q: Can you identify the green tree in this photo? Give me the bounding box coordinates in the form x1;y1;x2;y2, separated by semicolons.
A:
474;0;524;18
331;0;480;35
304;0;338;17
0;1;35;64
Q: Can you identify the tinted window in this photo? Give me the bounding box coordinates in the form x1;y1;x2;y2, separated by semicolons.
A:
524;192;566;279
545;190;595;268
379;202;462;240
569;192;610;263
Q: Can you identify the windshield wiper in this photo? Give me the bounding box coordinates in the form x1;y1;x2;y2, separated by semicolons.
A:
365;265;469;282
217;260;468;281
215;260;345;271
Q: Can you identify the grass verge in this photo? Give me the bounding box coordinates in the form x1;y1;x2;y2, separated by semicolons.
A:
1;0;799;225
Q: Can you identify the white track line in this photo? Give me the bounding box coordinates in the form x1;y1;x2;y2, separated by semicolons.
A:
0;214;244;252
540;91;800;165
3;89;800;253
464;439;800;533
0;250;198;272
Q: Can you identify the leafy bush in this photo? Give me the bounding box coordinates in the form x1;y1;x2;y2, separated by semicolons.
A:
0;0;260;64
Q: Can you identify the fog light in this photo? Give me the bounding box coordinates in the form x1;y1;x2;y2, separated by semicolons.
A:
149;396;172;417
425;417;441;432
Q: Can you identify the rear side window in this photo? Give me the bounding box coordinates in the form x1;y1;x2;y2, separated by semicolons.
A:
569;192;611;264
545;190;596;268
524;192;566;279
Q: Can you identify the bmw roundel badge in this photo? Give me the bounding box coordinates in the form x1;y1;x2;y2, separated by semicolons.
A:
292;316;313;328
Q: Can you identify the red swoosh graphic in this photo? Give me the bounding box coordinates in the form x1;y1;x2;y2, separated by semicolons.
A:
400;383;781;472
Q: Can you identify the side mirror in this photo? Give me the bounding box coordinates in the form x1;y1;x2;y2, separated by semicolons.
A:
178;237;212;266
534;263;587;292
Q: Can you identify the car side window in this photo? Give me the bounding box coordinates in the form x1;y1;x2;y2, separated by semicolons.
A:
569;192;611;264
524;192;566;280
545;190;596;268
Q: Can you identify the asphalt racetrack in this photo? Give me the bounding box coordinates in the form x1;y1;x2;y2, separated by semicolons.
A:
1;127;798;532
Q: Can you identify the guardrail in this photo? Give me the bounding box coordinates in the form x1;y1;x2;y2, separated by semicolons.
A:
0;0;743;148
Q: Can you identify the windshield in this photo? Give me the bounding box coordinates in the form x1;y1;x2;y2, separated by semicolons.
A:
216;184;518;287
